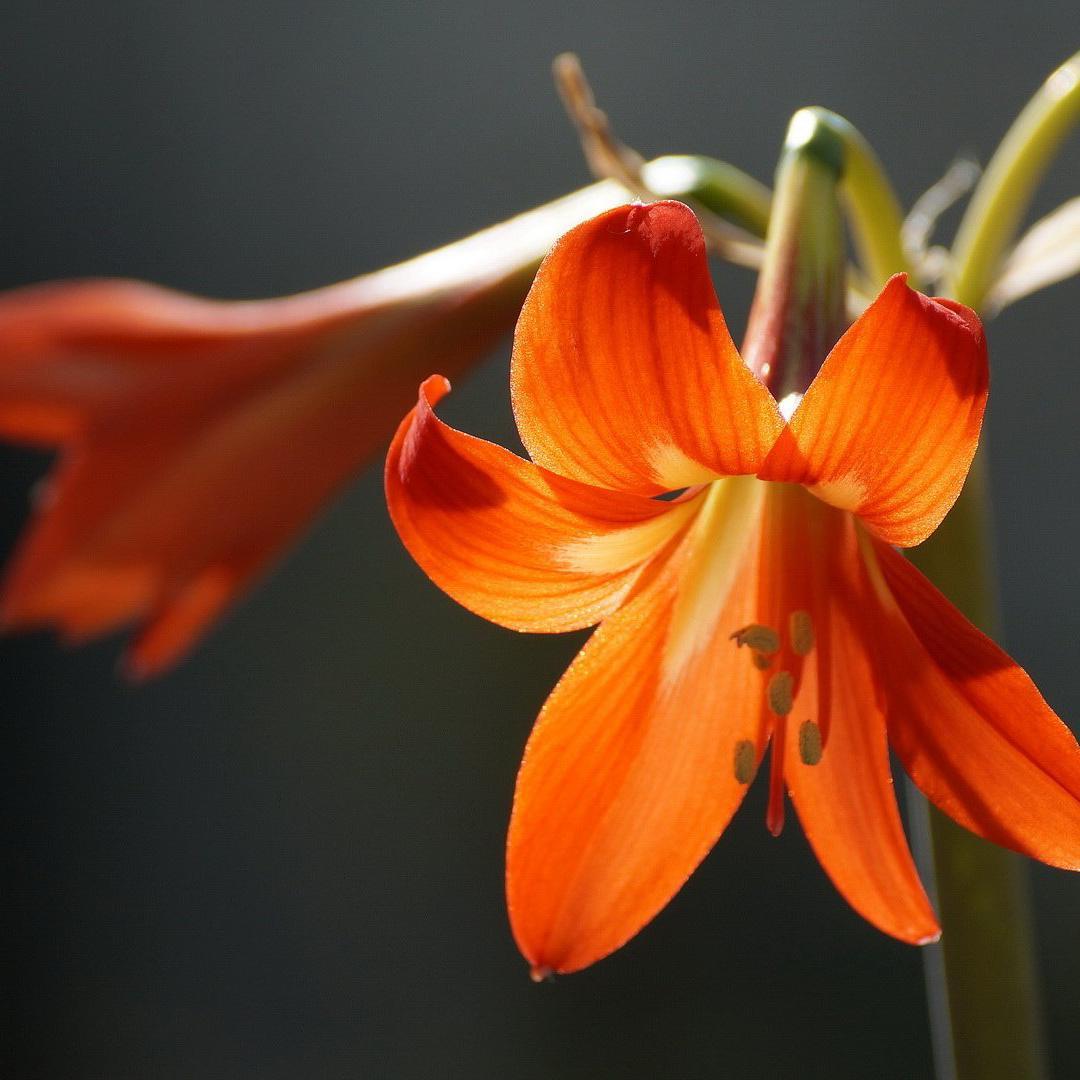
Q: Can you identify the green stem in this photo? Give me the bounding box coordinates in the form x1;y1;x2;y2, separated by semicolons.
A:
947;50;1080;310
903;54;1080;1077
908;456;1046;1080
367;152;781;325
641;155;772;239
788;107;912;287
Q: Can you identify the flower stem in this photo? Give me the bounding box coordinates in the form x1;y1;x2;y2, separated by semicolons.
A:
947;50;1080;310
788;107;912;287
641;155;772;239
903;55;1080;1077
908;457;1047;1080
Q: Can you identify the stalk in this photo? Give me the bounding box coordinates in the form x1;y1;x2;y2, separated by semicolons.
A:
788;107;912;285
905;52;1080;1079
908;457;1046;1080
947;50;1080;311
641;155;772;238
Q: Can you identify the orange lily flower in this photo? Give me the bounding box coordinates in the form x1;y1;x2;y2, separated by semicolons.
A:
0;184;626;677
387;201;1080;977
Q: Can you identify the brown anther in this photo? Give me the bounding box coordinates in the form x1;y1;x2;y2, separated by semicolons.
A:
767;671;794;717
799;720;823;765
752;652;773;671
733;740;758;784
731;624;780;655
790;610;814;656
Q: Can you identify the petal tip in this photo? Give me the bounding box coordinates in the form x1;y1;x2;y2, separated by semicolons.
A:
624;200;704;259
419;373;452;405
927;294;985;343
529;964;554;984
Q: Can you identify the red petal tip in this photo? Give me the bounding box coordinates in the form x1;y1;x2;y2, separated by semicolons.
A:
624;200;706;258
529;965;554;984
419;374;452;405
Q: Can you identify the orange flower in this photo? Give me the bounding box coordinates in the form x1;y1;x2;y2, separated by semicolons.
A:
0;184;626;677
387;201;1080;977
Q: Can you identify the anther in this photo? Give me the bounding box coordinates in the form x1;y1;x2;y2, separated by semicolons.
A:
733;739;758;784
752;652;773;671
730;624;780;654
790;611;814;656
767;671;794;717
799;720;823;765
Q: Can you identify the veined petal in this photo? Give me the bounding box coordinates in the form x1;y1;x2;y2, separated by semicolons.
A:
386;376;701;633
511;202;783;496
507;477;767;975
787;509;939;944
867;538;1080;868
759;275;988;547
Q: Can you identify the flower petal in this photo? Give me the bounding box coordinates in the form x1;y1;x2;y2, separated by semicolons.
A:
125;565;245;681
759;275;988;547
507;478;768;975
869;539;1080;868
511;202;783;495
786;511;939;943
386;376;701;633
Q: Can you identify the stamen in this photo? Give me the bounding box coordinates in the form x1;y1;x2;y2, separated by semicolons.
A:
790;610;815;656
798;720;823;765
767;671;794;717
733;740;758;784
752;652;773;671
730;624;780;654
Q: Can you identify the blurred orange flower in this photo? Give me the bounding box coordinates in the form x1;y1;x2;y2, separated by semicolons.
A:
0;186;625;677
387;201;1080;977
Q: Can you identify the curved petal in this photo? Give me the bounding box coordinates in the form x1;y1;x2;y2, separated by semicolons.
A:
787;511;939;943
386;376;701;633
507;477;769;976
868;539;1080;868
511;202;783;496
759;275;988;547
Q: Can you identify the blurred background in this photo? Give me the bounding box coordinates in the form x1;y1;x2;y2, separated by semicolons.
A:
3;3;1078;1077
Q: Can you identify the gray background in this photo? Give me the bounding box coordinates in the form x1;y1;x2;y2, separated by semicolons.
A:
3;2;1079;1077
